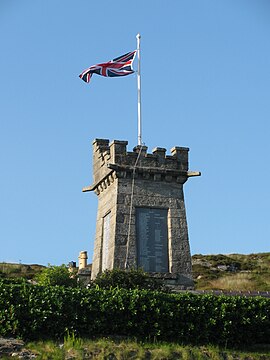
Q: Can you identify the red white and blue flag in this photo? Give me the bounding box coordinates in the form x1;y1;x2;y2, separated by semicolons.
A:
79;51;136;83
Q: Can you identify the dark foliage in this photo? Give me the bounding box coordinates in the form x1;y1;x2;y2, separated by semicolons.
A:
0;280;269;347
91;268;168;292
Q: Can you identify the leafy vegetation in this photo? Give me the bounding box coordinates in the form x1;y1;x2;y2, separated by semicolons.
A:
1;259;269;356
91;268;169;291
192;252;270;291
35;264;77;287
0;281;269;346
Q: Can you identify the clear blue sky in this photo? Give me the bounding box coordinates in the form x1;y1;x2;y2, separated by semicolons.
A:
1;0;270;265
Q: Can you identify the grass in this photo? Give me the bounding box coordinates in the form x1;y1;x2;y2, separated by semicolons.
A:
24;337;270;360
210;272;259;291
192;252;270;291
0;262;44;280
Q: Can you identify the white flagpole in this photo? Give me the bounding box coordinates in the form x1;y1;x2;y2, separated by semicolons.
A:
136;33;142;146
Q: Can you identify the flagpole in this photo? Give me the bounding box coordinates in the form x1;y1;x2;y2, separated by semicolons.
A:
136;33;142;146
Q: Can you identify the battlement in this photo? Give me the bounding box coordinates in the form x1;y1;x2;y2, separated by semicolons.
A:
82;139;200;193
94;137;188;170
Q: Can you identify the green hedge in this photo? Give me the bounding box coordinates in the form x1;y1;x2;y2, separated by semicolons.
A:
0;281;269;346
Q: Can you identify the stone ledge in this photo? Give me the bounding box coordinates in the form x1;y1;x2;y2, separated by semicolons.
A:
148;272;194;289
107;163;188;176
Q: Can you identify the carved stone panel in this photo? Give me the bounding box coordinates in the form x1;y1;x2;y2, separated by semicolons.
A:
136;207;168;272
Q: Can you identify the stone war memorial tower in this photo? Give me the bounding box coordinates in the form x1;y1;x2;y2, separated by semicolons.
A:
83;139;200;289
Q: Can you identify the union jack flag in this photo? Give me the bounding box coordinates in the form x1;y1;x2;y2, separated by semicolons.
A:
79;51;136;83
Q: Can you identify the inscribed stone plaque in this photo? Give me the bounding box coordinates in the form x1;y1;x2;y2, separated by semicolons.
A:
136;207;168;272
102;212;111;271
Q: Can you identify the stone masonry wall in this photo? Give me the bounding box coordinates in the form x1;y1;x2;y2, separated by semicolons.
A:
114;178;193;287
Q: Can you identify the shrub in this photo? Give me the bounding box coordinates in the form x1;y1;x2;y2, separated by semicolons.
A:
35;264;77;287
0;280;269;346
91;268;168;292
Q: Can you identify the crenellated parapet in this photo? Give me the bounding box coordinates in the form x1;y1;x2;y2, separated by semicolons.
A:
83;139;200;194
